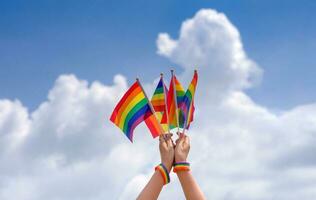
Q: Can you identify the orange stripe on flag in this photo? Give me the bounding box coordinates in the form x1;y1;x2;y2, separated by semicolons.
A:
114;86;142;124
145;114;162;138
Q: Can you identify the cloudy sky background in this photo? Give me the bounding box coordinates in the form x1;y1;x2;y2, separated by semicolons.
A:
1;1;316;199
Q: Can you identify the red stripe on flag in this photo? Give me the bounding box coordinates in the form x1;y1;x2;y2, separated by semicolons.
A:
110;81;140;122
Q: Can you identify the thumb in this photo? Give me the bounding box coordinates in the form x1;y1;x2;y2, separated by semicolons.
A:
159;134;167;148
178;135;185;146
184;135;190;144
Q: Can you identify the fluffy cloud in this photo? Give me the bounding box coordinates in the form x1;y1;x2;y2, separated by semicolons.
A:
22;74;128;162
157;9;262;103
0;8;316;200
0;100;29;153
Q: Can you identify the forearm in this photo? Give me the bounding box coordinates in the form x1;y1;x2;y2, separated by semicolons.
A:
177;171;206;200
136;170;164;200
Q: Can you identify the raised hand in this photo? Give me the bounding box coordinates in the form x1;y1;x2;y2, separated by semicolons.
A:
175;133;190;162
137;133;174;200
174;133;206;200
159;133;175;171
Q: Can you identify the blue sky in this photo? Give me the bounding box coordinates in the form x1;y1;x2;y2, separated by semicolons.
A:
1;0;316;111
2;2;316;199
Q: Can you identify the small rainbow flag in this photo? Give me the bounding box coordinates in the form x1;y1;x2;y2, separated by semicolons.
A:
180;70;198;129
174;75;186;128
151;77;168;113
161;74;178;129
174;76;185;105
110;80;162;142
151;76;169;132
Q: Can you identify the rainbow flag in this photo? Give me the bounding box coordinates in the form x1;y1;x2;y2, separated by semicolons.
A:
151;77;169;132
174;76;185;105
174;76;186;128
180;71;198;129
110;81;162;142
151;77;168;113
161;75;178;129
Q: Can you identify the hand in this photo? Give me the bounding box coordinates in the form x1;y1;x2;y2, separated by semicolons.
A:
159;133;175;172
175;133;190;163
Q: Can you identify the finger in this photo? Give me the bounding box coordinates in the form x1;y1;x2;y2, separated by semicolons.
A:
175;132;182;143
177;135;185;146
160;142;168;150
164;133;173;140
175;138;180;145
183;136;190;148
164;133;173;147
159;135;165;143
159;135;168;149
184;135;190;143
166;138;173;147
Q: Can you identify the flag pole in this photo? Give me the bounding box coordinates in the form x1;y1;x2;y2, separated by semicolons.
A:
161;73;170;133
171;69;180;134
136;78;164;135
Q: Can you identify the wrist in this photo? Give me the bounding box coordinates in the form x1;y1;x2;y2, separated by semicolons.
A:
173;161;190;173
161;162;172;172
175;157;187;163
161;158;173;172
155;163;170;185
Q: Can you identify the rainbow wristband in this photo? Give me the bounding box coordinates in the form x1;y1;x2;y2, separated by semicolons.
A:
155;163;170;185
173;161;190;173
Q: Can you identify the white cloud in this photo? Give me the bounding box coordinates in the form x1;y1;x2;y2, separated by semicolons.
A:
0;8;316;200
0;100;30;153
22;74;128;163
157;9;262;104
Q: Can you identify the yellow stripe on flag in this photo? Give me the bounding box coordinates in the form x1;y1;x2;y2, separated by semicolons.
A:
118;92;146;129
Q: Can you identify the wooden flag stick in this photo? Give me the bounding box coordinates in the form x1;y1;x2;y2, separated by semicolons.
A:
136;78;164;135
171;69;180;134
161;73;170;133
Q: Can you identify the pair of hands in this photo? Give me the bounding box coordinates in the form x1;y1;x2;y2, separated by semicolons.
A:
137;133;205;200
159;133;190;172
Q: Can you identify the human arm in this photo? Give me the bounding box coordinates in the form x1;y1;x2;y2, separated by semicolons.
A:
137;134;174;200
175;134;206;200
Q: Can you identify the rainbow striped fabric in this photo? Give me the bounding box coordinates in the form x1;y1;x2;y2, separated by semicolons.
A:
174;76;185;105
151;77;168;113
110;81;162;142
161;75;178;129
151;77;169;132
180;71;198;129
174;76;186;128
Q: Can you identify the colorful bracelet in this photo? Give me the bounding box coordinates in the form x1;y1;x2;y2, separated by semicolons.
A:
173;161;190;173
155;163;170;185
